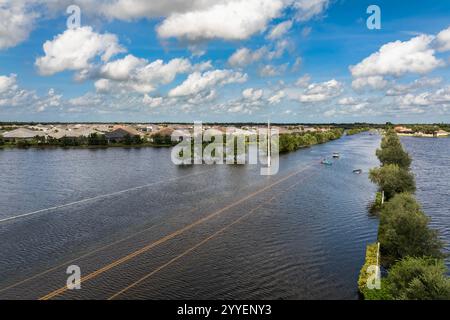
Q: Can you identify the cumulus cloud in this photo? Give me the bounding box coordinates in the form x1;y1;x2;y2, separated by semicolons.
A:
396;93;432;107
242;88;263;101
94;0;331;42
95;0;212;21
293;0;329;21
338;97;358;105
0;73;36;108
352;76;388;90
156;0;285;41
0;74;18;93
35;26;125;76
98;55;192;93
100;54;145;81
259;64;288;77
228;47;267;68
142;95;164;108
297;79;342;102
0;2;38;50
268;90;285;104
169;69;247;97
350;35;444;83
436;26;450;52
395;85;450;108
228;40;290;68
385;77;443;96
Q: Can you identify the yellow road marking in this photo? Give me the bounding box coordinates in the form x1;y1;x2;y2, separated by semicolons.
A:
0;208;197;294
108;178;305;300
38;165;313;300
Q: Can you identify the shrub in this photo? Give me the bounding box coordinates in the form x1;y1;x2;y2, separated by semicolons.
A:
363;278;393;300
16;139;31;148
376;130;412;169
386;257;450;300
88;133;107;146
378;193;444;265
369;164;416;200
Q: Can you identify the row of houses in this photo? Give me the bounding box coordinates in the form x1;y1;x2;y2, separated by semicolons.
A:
1;125;149;143
1;123;335;143
394;126;449;137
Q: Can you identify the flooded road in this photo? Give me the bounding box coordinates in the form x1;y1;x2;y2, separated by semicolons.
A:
0;133;381;299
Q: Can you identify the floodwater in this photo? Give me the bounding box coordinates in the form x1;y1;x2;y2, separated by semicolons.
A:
0;133;381;299
402;137;450;268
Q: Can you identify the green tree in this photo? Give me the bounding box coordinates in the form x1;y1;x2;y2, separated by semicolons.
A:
88;133;107;146
378;193;444;264
132;134;144;145
386;257;450;300
376;131;412;169
369;164;416;200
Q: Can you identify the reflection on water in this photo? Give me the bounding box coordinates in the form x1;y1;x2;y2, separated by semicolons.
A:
0;133;381;299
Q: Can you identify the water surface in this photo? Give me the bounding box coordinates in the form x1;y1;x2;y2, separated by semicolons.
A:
0;134;381;299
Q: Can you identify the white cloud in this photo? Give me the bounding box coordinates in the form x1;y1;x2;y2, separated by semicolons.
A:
228;40;290;68
267;20;293;40
0;73;38;109
35;26;125;76
259;64;287;77
350;35;444;80
395;85;450;108
297;79;342;102
0;2;37;50
242;88;263;101
386;77;443;96
228;47;267;68
94;79;111;93
169;69;247;97
143;95;164;108
293;0;329;21
352;76;388;90
338;97;358;105
396;93;432;107
100;54;145;81
295;74;310;87
98;55;193;93
268;90;285;104
96;0;212;20
156;0;284;41
436;26;450;52
0;74;18;93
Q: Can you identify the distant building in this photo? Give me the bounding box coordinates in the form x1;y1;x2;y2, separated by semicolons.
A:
435;130;449;137
394;126;414;134
2;128;46;141
105;126;142;142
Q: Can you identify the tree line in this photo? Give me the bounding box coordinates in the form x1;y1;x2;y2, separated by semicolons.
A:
360;129;449;300
278;129;344;153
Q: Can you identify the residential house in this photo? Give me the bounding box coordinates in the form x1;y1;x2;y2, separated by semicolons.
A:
105;126;142;143
2;128;46;142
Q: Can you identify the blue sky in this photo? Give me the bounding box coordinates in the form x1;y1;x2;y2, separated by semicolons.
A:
0;0;450;123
